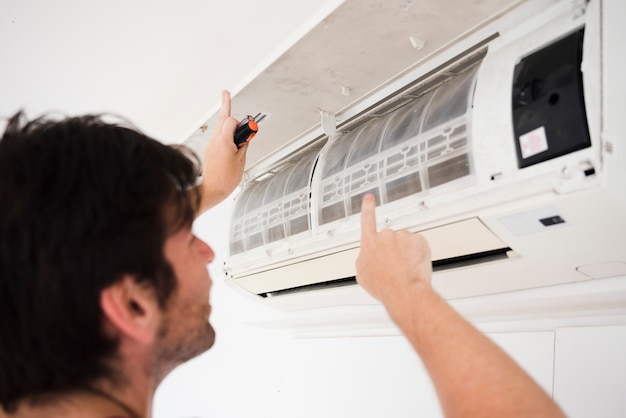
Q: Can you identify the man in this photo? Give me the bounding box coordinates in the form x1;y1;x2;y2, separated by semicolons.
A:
0;90;564;417
0;91;246;417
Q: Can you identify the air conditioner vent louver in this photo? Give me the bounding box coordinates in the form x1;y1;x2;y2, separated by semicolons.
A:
317;63;479;225
230;59;483;257
230;147;320;255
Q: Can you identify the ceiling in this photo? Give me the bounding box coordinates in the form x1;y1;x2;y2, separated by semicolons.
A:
0;0;344;143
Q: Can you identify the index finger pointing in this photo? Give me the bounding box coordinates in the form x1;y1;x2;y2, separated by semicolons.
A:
360;194;378;237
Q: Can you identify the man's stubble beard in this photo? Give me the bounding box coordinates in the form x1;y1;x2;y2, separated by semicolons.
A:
152;297;215;382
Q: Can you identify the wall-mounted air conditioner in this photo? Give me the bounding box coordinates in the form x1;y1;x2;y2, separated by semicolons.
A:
209;0;625;311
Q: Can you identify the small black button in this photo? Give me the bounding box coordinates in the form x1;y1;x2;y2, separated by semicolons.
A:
539;215;565;226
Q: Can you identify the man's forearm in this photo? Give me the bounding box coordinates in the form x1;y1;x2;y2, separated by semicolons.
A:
390;283;565;418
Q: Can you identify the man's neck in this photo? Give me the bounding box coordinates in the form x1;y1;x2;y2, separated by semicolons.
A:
2;387;144;418
3;329;173;418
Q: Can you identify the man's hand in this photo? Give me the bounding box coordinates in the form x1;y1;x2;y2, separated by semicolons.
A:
355;194;432;307
199;90;248;213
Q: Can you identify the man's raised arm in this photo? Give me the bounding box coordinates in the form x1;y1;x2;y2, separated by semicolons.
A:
356;194;565;418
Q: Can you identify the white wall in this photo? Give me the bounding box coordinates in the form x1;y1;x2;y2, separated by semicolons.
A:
554;326;626;418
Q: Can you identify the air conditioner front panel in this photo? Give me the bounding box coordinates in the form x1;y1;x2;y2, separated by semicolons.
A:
230;217;510;296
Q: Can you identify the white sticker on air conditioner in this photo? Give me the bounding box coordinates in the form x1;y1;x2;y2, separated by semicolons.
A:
519;126;548;159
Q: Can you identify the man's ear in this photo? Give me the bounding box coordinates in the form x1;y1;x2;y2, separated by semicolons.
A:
100;275;162;345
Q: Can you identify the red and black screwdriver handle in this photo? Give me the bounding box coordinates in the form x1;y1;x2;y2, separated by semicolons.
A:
234;115;258;148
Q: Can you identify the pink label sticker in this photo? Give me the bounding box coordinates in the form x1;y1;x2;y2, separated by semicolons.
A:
519;126;549;159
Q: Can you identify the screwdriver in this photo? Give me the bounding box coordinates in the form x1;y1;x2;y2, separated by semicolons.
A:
234;114;259;147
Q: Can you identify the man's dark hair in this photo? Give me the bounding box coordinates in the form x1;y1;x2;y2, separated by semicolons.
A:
0;112;202;410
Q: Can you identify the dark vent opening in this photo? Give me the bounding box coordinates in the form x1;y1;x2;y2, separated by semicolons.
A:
259;277;357;298
432;247;512;271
